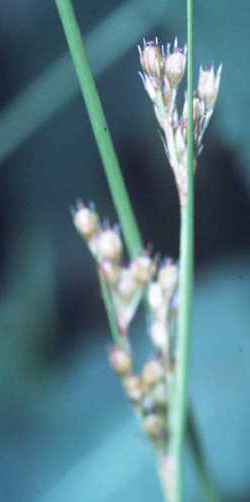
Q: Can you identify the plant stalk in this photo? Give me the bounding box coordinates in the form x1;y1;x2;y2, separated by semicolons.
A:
172;0;194;500
54;0;142;258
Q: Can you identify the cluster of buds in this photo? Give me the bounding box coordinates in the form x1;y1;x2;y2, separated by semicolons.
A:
73;202;155;334
110;344;168;445
73;203;179;450
148;259;178;355
139;37;222;206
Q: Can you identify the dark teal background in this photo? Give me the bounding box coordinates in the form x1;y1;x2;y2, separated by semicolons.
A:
0;1;250;501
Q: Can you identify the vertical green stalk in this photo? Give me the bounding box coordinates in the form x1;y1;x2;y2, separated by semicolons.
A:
173;1;194;501
54;0;142;258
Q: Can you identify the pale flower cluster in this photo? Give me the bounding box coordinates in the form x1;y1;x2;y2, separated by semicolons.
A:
139;37;222;206
73;202;179;448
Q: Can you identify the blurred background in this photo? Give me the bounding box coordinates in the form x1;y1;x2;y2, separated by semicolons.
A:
0;0;250;501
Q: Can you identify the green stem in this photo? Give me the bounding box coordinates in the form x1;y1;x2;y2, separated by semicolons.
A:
54;0;142;258
54;1;221;501
99;274;121;346
173;1;194;501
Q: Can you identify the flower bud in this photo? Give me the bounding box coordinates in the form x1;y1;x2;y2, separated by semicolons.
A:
97;228;122;262
116;269;137;303
123;375;143;403
101;260;120;285
73;204;99;240
139;41;163;78
197;65;222;108
143;414;165;439
165;50;186;86
130;254;155;286
109;346;132;376
142;359;164;389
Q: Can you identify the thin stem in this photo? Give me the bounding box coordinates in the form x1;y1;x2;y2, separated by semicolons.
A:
173;0;194;501
54;0;142;258
99;274;122;346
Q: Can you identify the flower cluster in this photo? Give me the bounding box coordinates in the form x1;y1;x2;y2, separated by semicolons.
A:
73;202;178;450
139;37;222;206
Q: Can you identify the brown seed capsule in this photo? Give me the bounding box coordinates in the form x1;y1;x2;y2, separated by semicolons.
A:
123;375;143;404
143;414;165;439
73;205;99;240
109;347;132;376
142;359;164;389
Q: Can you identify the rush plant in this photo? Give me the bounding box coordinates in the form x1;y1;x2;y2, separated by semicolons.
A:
55;0;222;500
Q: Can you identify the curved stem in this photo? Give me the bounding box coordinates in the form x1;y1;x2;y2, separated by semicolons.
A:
54;0;142;258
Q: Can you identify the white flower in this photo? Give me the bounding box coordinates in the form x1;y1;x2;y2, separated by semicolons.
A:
197;65;222;108
165;49;186;86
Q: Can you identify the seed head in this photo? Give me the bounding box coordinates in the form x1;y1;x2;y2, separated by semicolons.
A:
109;346;132;376
142;359;164;389
73;203;99;240
130;254;155;286
116;269;137;303
123;375;143;403
165;49;186;87
139;40;163;78
197;65;222;109
101;260;120;285
97;228;122;262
